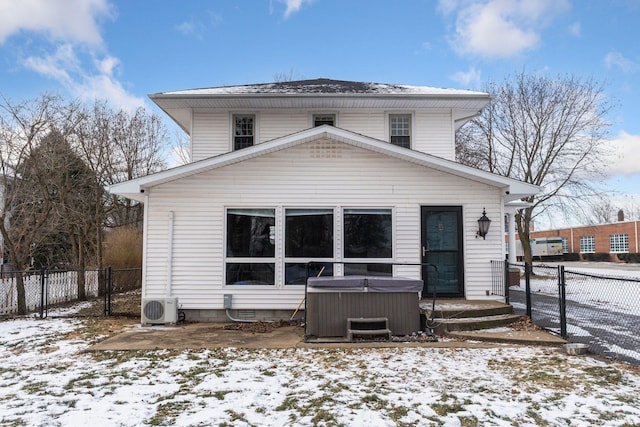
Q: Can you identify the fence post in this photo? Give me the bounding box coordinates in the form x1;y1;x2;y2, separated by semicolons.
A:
524;263;532;318
39;267;46;319
106;266;113;316
558;265;567;338
503;260;509;304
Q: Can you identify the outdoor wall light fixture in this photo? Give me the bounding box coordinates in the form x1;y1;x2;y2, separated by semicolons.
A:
476;208;491;240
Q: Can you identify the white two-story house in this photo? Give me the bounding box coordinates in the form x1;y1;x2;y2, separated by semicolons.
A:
109;78;538;323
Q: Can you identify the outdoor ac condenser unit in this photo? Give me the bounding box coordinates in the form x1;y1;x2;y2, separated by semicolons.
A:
141;297;178;324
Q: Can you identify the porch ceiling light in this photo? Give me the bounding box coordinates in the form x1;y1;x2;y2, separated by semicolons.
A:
476;208;491;240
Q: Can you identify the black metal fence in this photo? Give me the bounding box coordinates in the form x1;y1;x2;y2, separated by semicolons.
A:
0;267;142;318
494;260;640;365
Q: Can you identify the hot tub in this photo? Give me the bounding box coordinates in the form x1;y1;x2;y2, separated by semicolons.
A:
305;275;423;338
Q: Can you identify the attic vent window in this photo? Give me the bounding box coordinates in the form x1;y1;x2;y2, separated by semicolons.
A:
233;114;255;150
313;114;335;127
390;114;411;148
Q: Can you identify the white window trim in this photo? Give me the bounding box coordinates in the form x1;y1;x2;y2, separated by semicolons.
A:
229;112;260;151
385;112;415;148
223;206;276;288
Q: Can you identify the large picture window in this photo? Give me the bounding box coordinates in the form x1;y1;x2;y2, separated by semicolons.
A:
285;209;334;285
343;208;392;276
579;236;595;254
610;234;629;253
226;209;275;285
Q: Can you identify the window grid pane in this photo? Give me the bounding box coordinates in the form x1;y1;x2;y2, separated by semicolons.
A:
610;234;629;253
234;115;254;150
579;236;595;253
390;115;411;148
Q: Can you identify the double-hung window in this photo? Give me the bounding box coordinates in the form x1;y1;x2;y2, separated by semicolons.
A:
389;114;411;148
226;209;275;285
233;114;255;150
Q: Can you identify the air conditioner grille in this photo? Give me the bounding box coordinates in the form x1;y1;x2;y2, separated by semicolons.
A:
144;300;165;321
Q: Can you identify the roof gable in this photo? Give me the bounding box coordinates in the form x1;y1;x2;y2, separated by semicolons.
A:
109;126;538;202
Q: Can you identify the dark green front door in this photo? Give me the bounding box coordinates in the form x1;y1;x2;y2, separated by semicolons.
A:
421;206;464;298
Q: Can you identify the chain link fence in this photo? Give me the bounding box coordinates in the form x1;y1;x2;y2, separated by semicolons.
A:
0;267;141;318
498;261;640;365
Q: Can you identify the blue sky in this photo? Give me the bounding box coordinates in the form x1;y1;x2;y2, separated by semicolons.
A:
1;0;640;223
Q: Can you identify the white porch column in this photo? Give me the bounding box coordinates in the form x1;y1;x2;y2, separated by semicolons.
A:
507;211;517;265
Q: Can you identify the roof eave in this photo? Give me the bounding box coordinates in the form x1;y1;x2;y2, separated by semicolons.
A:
108;126;539;202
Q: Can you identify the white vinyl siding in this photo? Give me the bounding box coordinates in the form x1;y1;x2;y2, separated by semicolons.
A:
191;112;228;161
189;109;455;161
413;111;454;159
143;139;502;309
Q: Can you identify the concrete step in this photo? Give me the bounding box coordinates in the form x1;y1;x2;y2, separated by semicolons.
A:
430;314;522;335
420;299;514;320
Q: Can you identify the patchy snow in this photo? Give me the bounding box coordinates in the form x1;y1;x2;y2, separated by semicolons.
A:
1;313;640;426
160;79;488;97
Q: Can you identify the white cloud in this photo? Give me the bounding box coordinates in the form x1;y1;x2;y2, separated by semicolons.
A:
604;51;639;73
176;21;197;36
2;0;145;111
568;21;581;37
281;0;313;18
450;66;482;88
439;0;569;59
22;45;144;111
604;131;640;176
0;0;113;46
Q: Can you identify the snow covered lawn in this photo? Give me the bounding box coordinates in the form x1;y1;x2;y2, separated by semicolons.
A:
1;315;640;426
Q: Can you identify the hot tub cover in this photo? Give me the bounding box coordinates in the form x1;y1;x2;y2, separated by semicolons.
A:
307;275;423;292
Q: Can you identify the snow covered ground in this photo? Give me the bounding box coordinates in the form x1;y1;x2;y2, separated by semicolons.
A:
1;308;640;426
510;262;640;364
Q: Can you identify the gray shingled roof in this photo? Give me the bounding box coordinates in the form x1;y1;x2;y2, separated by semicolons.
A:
157;78;486;96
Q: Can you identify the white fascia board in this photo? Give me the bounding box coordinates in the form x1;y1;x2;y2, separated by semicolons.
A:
108;125;540;201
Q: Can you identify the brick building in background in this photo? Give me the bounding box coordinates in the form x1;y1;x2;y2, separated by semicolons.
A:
513;213;640;261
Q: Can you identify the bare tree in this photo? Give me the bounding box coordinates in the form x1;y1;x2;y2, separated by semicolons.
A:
456;72;612;263
108;107;168;228
0;94;69;313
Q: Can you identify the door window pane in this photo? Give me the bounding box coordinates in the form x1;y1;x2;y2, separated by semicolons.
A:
425;212;458;251
226;209;275;257
344;209;392;258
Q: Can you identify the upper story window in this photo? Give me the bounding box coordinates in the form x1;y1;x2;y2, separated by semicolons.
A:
233;114;255;150
313;114;336;127
389;114;411;148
